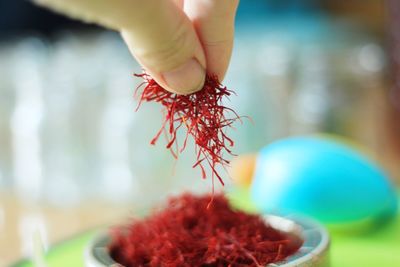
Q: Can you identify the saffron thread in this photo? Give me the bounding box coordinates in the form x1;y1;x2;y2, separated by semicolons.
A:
134;73;243;186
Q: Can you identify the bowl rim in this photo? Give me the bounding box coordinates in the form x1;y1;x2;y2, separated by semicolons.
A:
85;214;330;267
268;214;330;266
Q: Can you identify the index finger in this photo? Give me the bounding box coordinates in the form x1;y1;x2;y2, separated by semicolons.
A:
184;0;239;81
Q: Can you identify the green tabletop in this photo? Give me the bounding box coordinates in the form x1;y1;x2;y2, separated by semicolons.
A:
13;230;96;267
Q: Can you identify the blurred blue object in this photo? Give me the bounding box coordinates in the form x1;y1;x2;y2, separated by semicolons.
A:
251;136;398;223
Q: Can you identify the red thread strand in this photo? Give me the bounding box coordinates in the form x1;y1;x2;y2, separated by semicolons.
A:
134;73;242;185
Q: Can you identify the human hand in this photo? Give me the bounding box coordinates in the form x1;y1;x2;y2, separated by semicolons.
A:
34;0;239;94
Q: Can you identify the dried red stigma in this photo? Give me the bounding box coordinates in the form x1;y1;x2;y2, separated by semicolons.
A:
134;73;242;185
109;194;303;266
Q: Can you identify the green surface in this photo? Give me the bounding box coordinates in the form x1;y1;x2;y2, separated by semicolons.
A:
12;231;96;267
330;215;400;267
14;191;400;267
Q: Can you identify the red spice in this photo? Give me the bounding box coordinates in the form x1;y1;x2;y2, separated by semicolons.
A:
135;74;242;185
109;194;303;267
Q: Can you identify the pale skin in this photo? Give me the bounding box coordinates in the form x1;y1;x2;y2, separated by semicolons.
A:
34;0;240;95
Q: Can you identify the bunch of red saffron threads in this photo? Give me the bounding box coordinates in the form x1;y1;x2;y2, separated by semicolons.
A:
135;73;242;185
109;193;303;267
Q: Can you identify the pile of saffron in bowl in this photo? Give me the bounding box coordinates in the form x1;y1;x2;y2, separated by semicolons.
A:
109;194;303;266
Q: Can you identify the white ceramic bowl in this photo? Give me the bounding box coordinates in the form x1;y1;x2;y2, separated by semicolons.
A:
85;215;330;267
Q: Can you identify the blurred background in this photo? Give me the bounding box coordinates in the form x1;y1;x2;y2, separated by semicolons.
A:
1;0;399;265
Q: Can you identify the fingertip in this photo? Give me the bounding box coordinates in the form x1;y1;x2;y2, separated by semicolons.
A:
161;58;206;95
184;0;238;84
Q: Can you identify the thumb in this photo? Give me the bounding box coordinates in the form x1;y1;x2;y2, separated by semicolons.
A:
120;0;206;94
34;0;206;94
121;5;206;94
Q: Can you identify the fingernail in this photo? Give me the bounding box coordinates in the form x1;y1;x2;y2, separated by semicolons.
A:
162;58;205;94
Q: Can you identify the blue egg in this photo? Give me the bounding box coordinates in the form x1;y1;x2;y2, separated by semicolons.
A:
250;136;398;223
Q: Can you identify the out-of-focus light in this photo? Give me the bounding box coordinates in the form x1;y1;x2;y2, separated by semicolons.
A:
100;163;138;203
358;43;385;73
298;45;327;73
258;44;290;76
0;206;4;230
11;50;44;203
291;90;328;125
98;76;138;202
46;174;81;206
18;213;48;258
